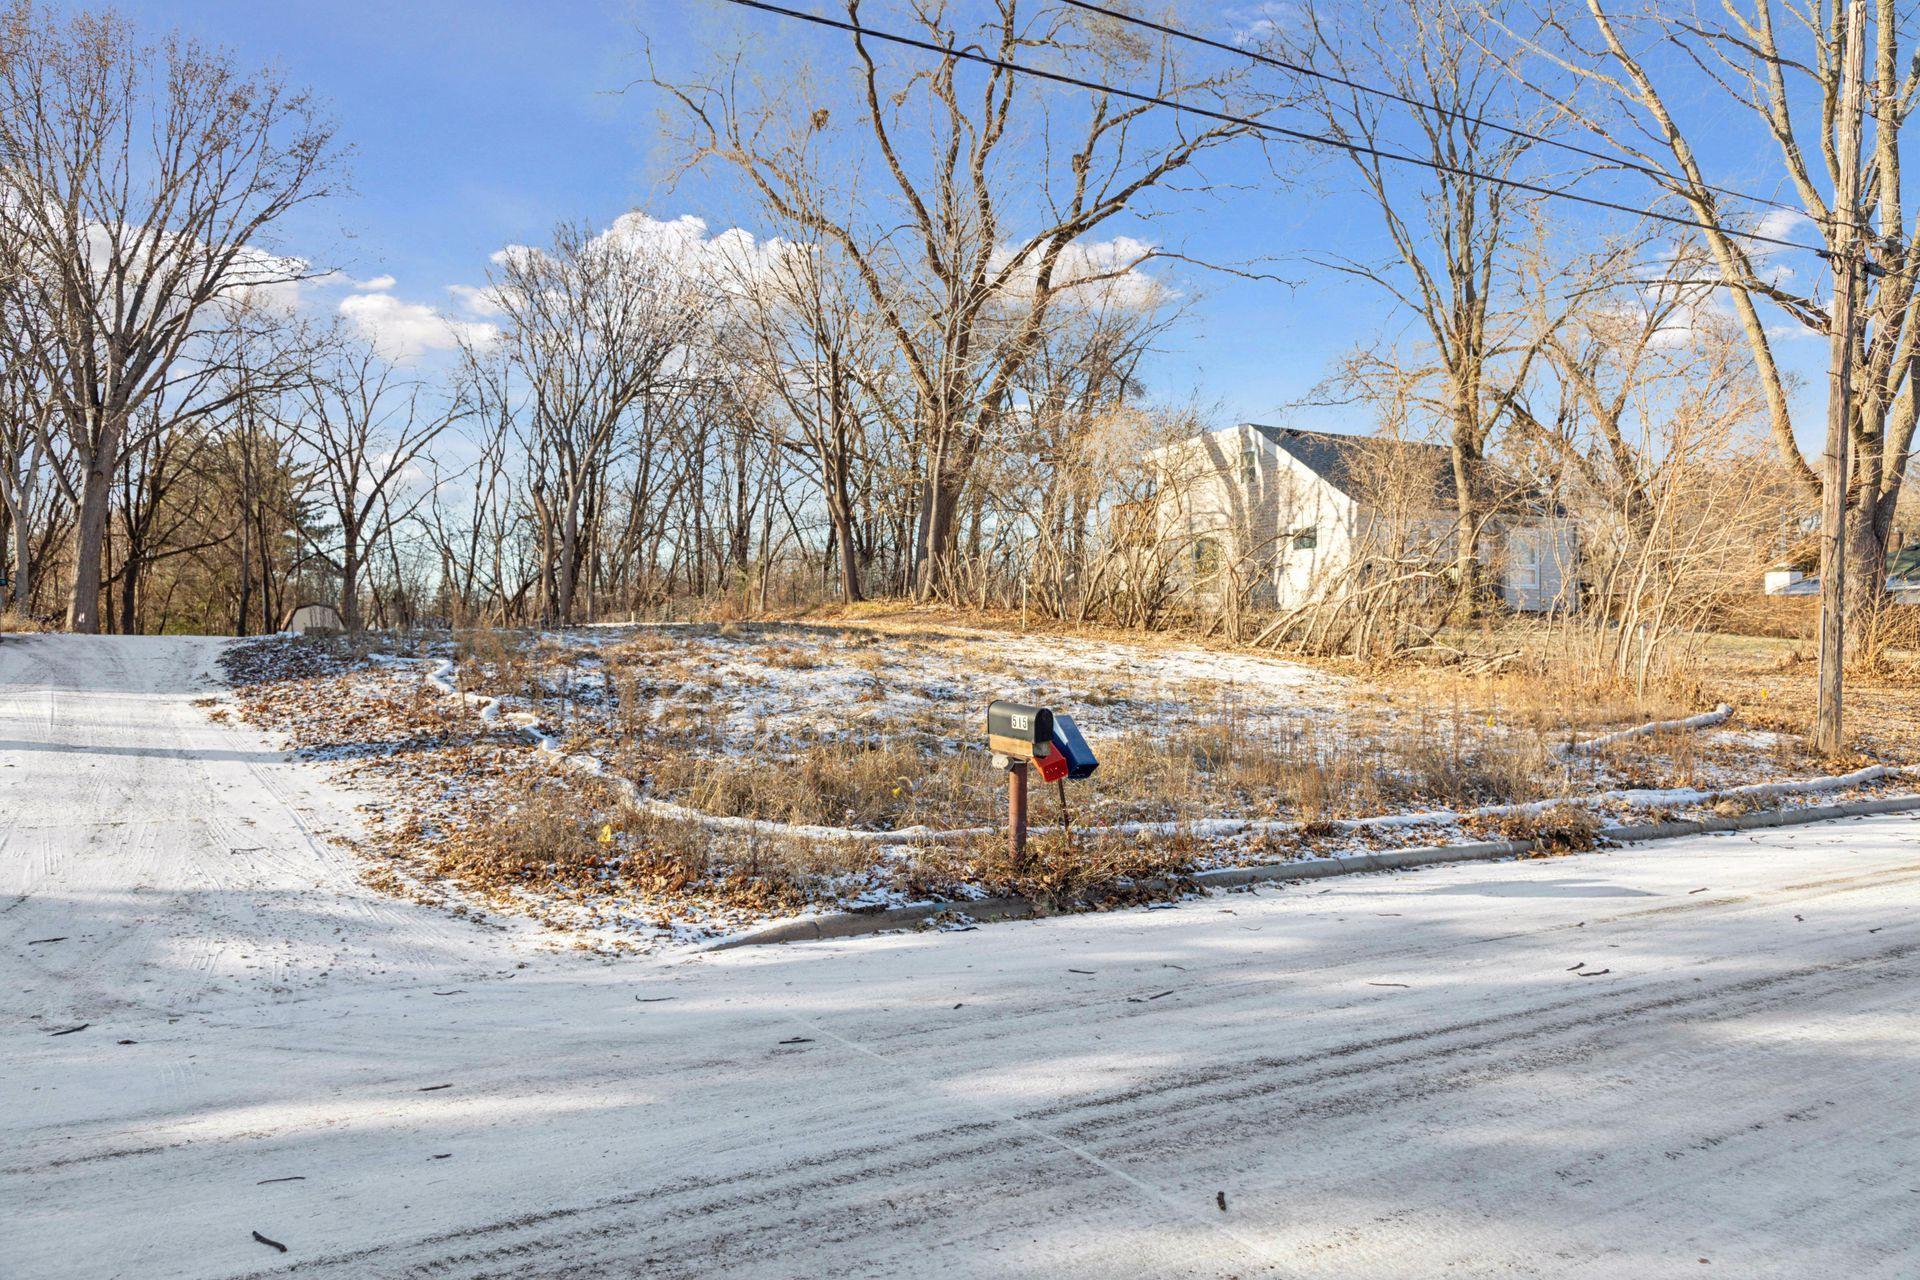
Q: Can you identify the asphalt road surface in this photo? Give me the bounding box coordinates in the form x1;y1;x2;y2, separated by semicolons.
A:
3;634;1917;1279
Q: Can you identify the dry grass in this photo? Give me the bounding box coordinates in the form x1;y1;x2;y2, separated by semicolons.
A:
650;744;973;831
903;828;1199;907
1463;803;1602;853
221;611;1914;946
384;761;854;925
630;698;1562;835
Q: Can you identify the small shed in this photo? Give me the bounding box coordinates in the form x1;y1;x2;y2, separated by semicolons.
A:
283;602;345;636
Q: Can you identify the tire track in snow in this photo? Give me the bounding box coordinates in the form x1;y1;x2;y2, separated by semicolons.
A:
198;904;1920;1278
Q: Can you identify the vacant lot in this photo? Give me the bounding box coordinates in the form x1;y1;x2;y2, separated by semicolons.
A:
218;616;1914;948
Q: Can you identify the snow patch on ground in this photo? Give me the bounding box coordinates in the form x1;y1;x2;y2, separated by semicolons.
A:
222;623;1919;948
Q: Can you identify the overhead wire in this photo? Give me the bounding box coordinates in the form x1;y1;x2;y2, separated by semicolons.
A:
1056;0;1850;237
717;0;1857;263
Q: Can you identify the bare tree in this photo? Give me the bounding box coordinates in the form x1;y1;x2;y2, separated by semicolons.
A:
1512;247;1786;692
728;236;890;602
425;356;518;627
0;346;69;612
1269;0;1561;616
285;339;462;633
484;220;713;624
0;2;342;631
652;0;1269;601
1513;1;1900;748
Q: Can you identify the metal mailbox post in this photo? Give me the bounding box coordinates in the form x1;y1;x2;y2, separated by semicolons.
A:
986;700;1052;865
985;700;1097;865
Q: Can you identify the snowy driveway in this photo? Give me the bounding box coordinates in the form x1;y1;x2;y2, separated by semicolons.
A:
3;634;1918;1279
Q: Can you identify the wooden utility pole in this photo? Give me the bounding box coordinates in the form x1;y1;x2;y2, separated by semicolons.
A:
1816;0;1867;757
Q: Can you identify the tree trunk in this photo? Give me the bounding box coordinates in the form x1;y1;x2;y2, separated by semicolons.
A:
118;551;140;635
11;512;29;611
1845;498;1888;643
1;481;30;611
821;491;860;610
556;504;580;625
340;527;362;633
1448;437;1481;621
235;510;253;637
913;468;961;602
67;457;114;634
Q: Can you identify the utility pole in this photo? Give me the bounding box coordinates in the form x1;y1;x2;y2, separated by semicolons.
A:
1816;0;1867;757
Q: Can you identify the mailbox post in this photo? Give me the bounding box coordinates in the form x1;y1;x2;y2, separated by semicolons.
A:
986;700;1053;866
1007;759;1029;863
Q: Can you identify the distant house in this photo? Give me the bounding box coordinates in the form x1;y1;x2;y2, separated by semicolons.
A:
1769;543;1920;603
283;602;345;635
1149;423;1578;613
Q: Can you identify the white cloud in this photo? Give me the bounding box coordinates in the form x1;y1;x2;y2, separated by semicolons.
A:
1225;2;1301;45
446;282;508;317
596;212;795;283
1751;208;1817;246
339;290;496;360
489;243;542;273
227;266;400;317
478;213;809;316
992;234;1171;312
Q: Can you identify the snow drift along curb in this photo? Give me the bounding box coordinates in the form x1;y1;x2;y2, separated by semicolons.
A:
707;793;1920;949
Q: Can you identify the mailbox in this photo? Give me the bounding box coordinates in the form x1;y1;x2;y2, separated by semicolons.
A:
1041;713;1098;782
986;699;1098;864
987;700;1054;762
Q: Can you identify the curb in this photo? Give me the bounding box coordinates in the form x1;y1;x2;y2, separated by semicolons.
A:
708;792;1920;950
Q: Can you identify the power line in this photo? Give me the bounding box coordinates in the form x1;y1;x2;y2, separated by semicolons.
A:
717;0;1844;262
1057;0;1840;235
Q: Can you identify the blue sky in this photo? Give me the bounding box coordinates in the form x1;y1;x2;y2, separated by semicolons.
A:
90;0;1836;441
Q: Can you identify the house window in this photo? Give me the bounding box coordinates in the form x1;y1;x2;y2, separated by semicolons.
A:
1193;536;1222;579
1510;536;1541;590
1239;444;1258;483
1291;526;1318;551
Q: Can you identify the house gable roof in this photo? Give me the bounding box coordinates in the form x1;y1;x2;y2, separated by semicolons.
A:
1248;424;1452;501
1244;423;1556;516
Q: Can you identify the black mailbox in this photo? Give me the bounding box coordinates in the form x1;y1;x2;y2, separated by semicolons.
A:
987;699;1054;761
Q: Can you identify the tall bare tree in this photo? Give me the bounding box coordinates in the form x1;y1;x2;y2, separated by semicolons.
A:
0;347;69;611
652;0;1268;600
729;236;890;602
484;220;713;624
1514;0;1900;746
0;2;342;631
1271;0;1553;612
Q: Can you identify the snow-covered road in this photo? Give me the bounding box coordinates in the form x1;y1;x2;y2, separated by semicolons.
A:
4;634;1918;1279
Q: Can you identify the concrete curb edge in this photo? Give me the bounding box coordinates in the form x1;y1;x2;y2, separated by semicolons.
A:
707;792;1920;950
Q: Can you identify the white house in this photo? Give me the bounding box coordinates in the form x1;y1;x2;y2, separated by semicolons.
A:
1150;423;1578;613
283;601;345;635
